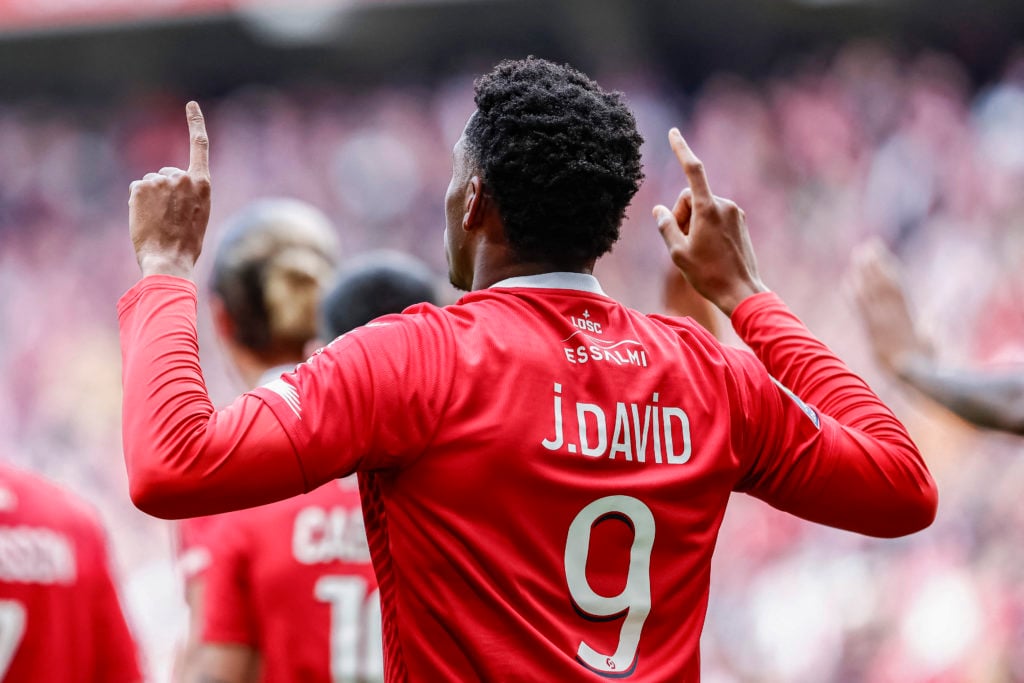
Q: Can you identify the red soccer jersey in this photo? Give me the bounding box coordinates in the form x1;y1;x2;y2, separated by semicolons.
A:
177;515;220;587
119;273;937;682
0;464;142;683
202;477;380;682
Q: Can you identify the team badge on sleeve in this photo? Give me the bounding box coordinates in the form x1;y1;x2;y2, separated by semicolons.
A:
263;378;302;419
771;377;821;429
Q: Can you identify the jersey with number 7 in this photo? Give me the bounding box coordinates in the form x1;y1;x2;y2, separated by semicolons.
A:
0;464;142;683
120;273;937;681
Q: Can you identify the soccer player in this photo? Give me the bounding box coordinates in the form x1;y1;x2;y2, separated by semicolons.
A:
173;198;342;683
194;251;439;683
120;58;937;680
0;463;142;682
851;239;1024;435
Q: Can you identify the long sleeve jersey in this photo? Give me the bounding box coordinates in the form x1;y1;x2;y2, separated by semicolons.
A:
119;272;936;682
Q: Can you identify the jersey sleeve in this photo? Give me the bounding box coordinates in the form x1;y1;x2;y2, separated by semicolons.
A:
250;311;454;486
201;519;258;647
118;276;452;519
727;292;938;537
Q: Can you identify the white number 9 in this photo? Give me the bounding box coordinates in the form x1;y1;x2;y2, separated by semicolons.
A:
0;600;26;678
564;495;655;675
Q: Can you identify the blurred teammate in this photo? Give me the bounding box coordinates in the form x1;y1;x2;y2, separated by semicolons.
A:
319;250;441;343
662;267;718;337
851;239;1024;435
0;463;142;682
174;198;341;682
120;58;937;680
194;250;438;683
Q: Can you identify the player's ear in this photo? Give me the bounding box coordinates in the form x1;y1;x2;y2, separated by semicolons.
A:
209;297;237;343
463;176;485;231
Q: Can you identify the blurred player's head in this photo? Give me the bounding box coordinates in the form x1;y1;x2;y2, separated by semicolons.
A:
444;57;644;290
320;250;440;339
210;198;340;381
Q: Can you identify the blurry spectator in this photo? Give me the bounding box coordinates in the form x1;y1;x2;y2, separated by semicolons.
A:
851;239;1024;435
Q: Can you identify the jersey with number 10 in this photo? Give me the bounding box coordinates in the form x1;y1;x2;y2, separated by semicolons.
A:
201;477;381;682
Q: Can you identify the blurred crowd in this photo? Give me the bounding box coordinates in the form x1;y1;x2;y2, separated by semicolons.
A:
1;40;1023;681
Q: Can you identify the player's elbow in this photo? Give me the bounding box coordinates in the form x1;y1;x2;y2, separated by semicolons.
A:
996;381;1024;436
1005;400;1024;436
128;468;192;520
880;478;939;538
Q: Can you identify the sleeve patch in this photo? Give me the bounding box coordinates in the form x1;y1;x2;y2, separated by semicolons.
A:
771;377;821;429
262;378;302;419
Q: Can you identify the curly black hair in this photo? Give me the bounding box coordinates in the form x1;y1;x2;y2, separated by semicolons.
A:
465;57;644;267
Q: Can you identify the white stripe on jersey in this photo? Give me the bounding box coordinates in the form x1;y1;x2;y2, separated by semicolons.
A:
263;378;302;419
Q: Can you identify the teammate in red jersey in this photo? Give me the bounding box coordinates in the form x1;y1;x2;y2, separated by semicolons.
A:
173;198;341;683
119;58;937;681
852;239;1024;435
176;511;220;681
196;251;439;683
0;463;142;683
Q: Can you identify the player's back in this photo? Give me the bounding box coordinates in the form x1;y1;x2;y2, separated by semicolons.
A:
0;463;141;683
253;272;930;681
203;477;380;682
363;278;780;682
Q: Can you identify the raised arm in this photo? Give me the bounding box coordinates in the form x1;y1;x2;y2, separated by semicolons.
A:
120;104;445;519
851;240;1024;435
129;102;212;281
121;104;307;518
653;130;936;537
890;363;1024;435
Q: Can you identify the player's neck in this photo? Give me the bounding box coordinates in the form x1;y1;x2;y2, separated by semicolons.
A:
463;218;597;290
470;257;596;291
228;343;305;390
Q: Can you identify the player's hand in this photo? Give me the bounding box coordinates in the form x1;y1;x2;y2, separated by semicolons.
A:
128;101;212;279
653;128;768;317
849;239;934;376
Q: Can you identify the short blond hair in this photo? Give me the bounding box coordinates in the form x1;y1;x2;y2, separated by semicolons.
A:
211;198;340;355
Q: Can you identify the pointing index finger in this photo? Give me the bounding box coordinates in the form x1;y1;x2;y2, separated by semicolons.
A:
186;101;210;180
668;128;711;203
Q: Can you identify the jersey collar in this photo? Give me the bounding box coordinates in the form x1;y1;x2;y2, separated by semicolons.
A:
257;364;299;387
488;272;607;295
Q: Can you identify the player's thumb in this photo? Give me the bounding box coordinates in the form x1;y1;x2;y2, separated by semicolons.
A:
654;205;691;267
